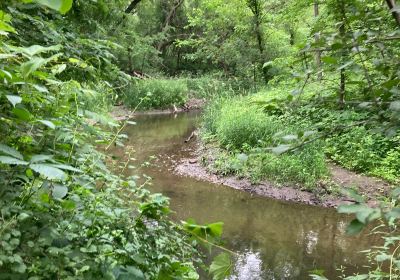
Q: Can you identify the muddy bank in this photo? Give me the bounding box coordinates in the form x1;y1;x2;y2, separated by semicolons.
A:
111;98;206;121
174;140;391;208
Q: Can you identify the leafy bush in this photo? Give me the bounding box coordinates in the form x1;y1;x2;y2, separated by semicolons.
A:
324;127;399;181
0;4;200;279
123;79;188;110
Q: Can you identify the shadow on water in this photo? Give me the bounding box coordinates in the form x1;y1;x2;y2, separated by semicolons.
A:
111;112;380;280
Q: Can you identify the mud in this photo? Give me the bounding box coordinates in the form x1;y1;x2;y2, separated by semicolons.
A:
174;141;392;208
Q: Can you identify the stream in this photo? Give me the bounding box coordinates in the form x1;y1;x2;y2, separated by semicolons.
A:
112;112;379;280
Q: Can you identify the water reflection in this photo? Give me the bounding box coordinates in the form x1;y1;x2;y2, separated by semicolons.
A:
111;112;381;279
231;251;263;280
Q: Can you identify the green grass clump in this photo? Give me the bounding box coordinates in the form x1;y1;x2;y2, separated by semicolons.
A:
202;96;330;190
186;77;233;99
254;144;329;189
123;79;188;110
213;99;281;149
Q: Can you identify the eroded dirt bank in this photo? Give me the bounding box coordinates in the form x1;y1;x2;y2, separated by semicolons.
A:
174;140;392;208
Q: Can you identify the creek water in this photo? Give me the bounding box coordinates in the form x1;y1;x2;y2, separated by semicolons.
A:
112;112;379;280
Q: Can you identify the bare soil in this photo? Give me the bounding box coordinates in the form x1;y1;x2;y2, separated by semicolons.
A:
174;140;392;208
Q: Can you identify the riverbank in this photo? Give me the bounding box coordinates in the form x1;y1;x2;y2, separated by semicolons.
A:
174;139;392;208
111;98;206;120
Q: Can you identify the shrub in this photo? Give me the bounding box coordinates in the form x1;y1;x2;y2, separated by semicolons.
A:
123;79;188;110
324;127;391;173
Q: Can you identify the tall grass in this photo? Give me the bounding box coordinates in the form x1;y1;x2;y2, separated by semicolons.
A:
123;79;188;110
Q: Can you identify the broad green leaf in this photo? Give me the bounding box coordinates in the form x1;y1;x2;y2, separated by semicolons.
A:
271;144;291;155
343;189;365;203
386;208;400;219
0;53;16;59
20;57;46;78
6;95;22;107
52;184;68;199
355;207;380;224
208;222;224;237
0;156;28;165
0;11;16;34
20;54;61;78
375;253;391;262
321;56;338;64
20;44;61;57
30;154;53;163
12;107;32;121
0;144;24;159
338;204;365;214
209;253;232;280
391;188;400;198
38;120;56;129
338;61;353;70
32;84;49;93
49;164;82;173
30;163;67;181
282;134;298;142
389;101;400;111
0;69;12;80
23;0;73;14
346;219;365;235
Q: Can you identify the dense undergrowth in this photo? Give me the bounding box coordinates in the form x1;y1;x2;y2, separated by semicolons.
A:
122;75;243;110
0;2;227;279
201;85;400;192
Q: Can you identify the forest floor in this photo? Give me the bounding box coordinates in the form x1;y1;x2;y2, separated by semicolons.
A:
174;138;392;208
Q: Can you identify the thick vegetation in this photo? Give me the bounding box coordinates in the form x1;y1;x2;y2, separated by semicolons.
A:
0;1;229;279
1;0;400;279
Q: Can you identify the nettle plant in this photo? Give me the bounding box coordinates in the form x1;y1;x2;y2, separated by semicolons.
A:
0;1;234;279
0;2;205;279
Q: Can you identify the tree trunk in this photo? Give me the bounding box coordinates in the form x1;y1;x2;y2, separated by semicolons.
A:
125;0;142;14
338;1;346;107
157;0;185;51
248;0;269;83
314;1;322;81
385;0;400;26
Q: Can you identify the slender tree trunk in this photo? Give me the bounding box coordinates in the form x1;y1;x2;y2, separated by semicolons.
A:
338;1;347;107
157;0;184;51
125;0;142;14
289;28;295;45
314;1;322;81
248;0;269;83
385;0;400;26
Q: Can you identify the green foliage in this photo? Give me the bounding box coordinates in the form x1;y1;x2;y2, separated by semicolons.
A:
213;99;280;149
325;128;400;183
0;3;202;279
202;96;330;190
322;188;400;279
209;253;233;280
186;76;237;99
123;79;188;110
